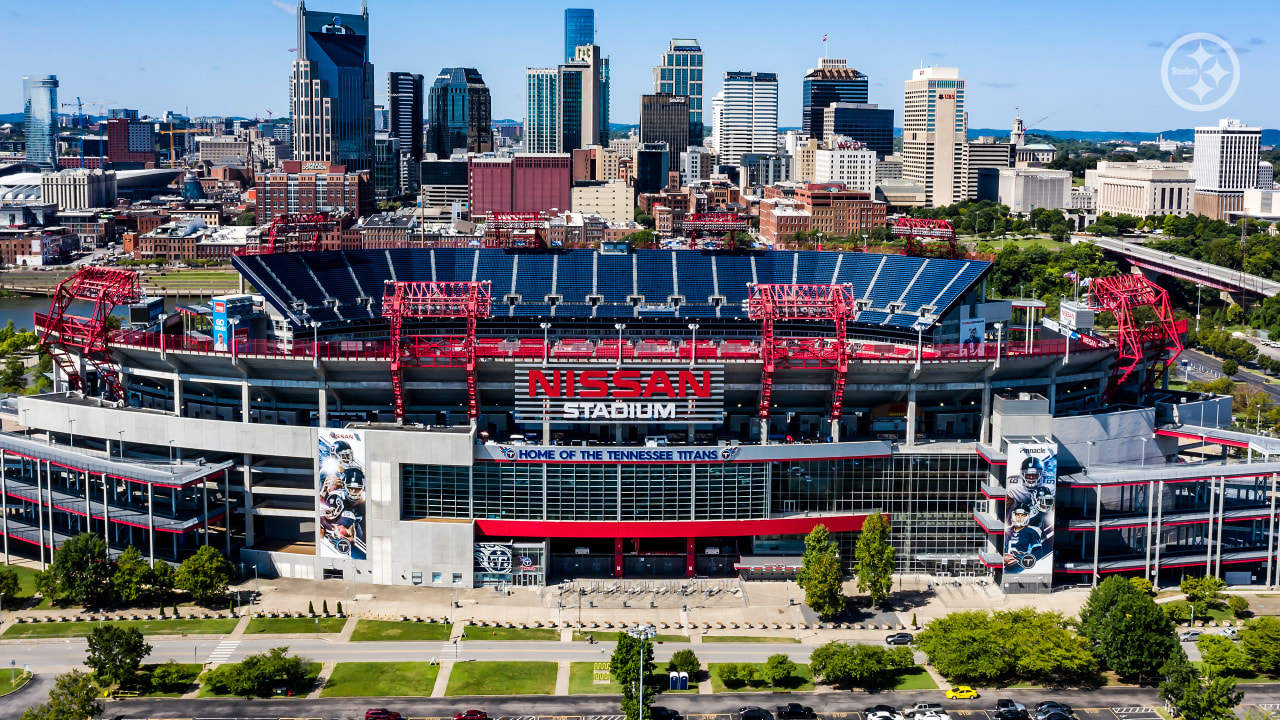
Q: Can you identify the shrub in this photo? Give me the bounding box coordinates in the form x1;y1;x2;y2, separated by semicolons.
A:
762;654;797;686
667;649;700;675
1227;595;1250;617
1163;600;1192;623
717;663;742;688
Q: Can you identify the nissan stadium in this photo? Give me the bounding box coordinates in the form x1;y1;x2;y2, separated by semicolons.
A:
7;225;1279;594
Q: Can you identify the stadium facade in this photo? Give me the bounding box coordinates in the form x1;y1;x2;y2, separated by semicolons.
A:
9;246;1280;593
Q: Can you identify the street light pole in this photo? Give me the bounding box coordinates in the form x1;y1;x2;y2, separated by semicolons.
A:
168;440;175;466
615;324;626;368
626;623;656;719
687;323;699;369
540;322;551;367
117;430;125;460
68;419;75;449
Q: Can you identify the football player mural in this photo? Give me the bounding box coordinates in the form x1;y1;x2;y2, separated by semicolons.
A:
1003;442;1058;575
318;430;367;560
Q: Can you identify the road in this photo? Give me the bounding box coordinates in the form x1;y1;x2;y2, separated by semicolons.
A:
1181;348;1280;402
1076;235;1280;298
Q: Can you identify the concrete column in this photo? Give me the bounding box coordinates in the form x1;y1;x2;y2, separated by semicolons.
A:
83;470;91;535
202;477;209;546
759;417;768;445
1;449;8;565
980;379;992;446
224;470;231;557
147;482;155;568
318;383;328;429
1091;484;1103;587
36;460;45;570
242;454;254;547
1214;476;1225;578
102;472;109;543
173;373;183;418
1269;474;1278;589
1144;480;1154;580
1204;477;1216;574
241;381;251;423
1153;480;1165;590
906;384;918;446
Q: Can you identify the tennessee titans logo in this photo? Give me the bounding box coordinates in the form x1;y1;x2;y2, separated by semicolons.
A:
720;447;740;461
500;446;516;460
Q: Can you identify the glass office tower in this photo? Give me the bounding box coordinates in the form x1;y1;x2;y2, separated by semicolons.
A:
563;9;594;62
22;75;58;172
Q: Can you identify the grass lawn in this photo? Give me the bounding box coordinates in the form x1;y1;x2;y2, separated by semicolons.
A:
198;661;322;698
120;663;203;698
893;667;938;690
0;671;32;697
5;564;52;609
320;662;439;697
463;626;558;641
975;236;1068;252
573;631;688;643
1190;663;1279;684
245;617;346;634
2;617;239;639
709;663;814;693
568;662;623;695
701;635;800;643
445;661;557;696
349;619;451;642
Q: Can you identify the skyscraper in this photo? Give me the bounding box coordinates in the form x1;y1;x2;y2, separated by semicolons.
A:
22;75;58;172
653;39;705;143
711;72;778;167
639;94;689;168
802;58;868;141
290;1;375;171
822;103;893;158
1192;117;1261;219
526;46;606;155
525;68;559;154
563;9;594;62
427;68;492;159
902;66;968;207
387;72;424;161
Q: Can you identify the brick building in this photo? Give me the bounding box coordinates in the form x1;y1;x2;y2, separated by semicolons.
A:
758;183;886;243
105;119;156;166
255;161;372;224
467;154;571;216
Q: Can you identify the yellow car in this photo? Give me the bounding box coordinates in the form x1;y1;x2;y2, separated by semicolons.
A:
946;686;979;700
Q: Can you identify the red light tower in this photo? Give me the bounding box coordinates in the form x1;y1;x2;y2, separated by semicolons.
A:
893;217;959;260
382;281;492;422
38;267;142;401
1089;274;1183;403
238;212;335;255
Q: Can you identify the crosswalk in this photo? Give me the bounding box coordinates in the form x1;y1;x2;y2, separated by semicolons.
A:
205;638;240;665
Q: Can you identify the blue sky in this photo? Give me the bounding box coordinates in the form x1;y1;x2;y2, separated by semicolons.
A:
3;0;1276;131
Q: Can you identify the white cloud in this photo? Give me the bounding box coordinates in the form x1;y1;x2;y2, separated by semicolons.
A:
270;0;297;15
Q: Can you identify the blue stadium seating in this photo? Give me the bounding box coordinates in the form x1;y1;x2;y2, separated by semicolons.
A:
234;248;990;330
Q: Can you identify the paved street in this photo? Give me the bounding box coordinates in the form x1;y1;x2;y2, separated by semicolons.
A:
1181;348;1280;402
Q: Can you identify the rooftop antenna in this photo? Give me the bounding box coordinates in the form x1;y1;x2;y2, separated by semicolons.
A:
822;34;828;58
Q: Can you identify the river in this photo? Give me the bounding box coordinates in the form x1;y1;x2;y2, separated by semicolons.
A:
0;294;207;332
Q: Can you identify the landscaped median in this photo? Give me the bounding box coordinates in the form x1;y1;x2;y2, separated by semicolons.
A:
445;661;557;696
245;616;346;634
2;617;239;639
349;619;452;642
709;662;816;692
701;634;800;643
461;626;559;641
572;630;688;643
320;662;439;697
0;669;33;697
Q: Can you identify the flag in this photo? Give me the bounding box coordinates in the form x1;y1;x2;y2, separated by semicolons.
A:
822;35;827;42
1081;277;1093;287
1063;270;1078;281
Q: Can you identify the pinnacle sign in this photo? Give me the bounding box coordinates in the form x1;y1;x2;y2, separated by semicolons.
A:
515;363;725;423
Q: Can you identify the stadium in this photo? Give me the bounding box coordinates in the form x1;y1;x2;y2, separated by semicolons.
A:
6;220;1279;593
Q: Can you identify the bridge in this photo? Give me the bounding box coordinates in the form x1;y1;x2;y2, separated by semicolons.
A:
1074;234;1280;298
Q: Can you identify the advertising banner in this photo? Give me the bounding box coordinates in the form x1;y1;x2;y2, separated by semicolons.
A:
212;300;229;352
514;363;724;424
960;316;986;357
1003;442;1058;575
318;429;367;560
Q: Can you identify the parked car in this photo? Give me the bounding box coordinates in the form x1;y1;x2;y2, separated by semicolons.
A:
866;705;903;720
885;632;914;645
947;687;980;700
776;703;816;720
993;710;1029;720
996;700;1027;713
1036;702;1073;715
651;707;682;720
869;712;900;720
453;711;487;720
1219;627;1239;639
905;703;946;717
1179;629;1202;642
1038;711;1071;720
738;707;773;720
366;711;403;720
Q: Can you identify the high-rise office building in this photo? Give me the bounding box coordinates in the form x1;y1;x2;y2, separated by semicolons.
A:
525;69;559;154
373;133;401;199
822;103;894;159
22;75;58;172
902;66;968;207
802;58;868;142
653;39;705;143
711;72;778;167
1192;117;1261;219
427;68;491;158
563;9;594;62
387;72;423;160
290;1;375;172
105;118;156;166
639;94;690;167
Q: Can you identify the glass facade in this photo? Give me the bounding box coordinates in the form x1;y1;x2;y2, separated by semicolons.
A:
402;454;987;571
22;75;58;172
824;105;895;159
564;9;594;62
802;70;868;141
654;40;704;142
427;68;492;158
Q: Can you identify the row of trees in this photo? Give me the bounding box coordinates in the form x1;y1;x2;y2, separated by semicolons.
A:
796;514;895;619
915;607;1097;685
1189;328;1259;366
36;533;234;608
809;641;914;689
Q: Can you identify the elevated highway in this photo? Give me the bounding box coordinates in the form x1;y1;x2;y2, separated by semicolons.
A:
1074;234;1280;298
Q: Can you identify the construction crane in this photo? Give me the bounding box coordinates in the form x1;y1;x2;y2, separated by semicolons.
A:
158;128;200;168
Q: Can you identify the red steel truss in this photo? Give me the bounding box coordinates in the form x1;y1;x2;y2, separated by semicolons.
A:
237;213;334;255
38;266;142;401
684;213;747;233
745;283;855;424
1090;274;1184;402
382;280;492;422
485;212;545;249
894;217;959;260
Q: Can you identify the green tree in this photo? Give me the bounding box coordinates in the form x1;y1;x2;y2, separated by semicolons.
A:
915;608;1095;685
1181;576;1226;608
809;641;903;688
33;568;62;604
1226;595;1250;617
716;662;742;688
1079;576;1142;641
1091;592;1180;680
150;660;192;692
86;624;151;687
47;532;115;606
201;646;311;698
176;545;233;604
611;630;655;720
854;513;895;607
1197;635;1249;676
1128;576;1154;595
148;561;177;599
796;524;844;619
1221;360;1238;377
0;565;20;601
1;358;26;391
1240;616;1280;674
761;653;797;686
112;546;149;605
19;669;102;720
234;211;257;226
667;648;700;675
1175;671;1243;720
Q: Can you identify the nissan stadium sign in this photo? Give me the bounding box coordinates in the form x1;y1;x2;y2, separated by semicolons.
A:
515;363;724;423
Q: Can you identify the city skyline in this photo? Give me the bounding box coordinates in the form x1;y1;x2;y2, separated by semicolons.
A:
2;0;1276;132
